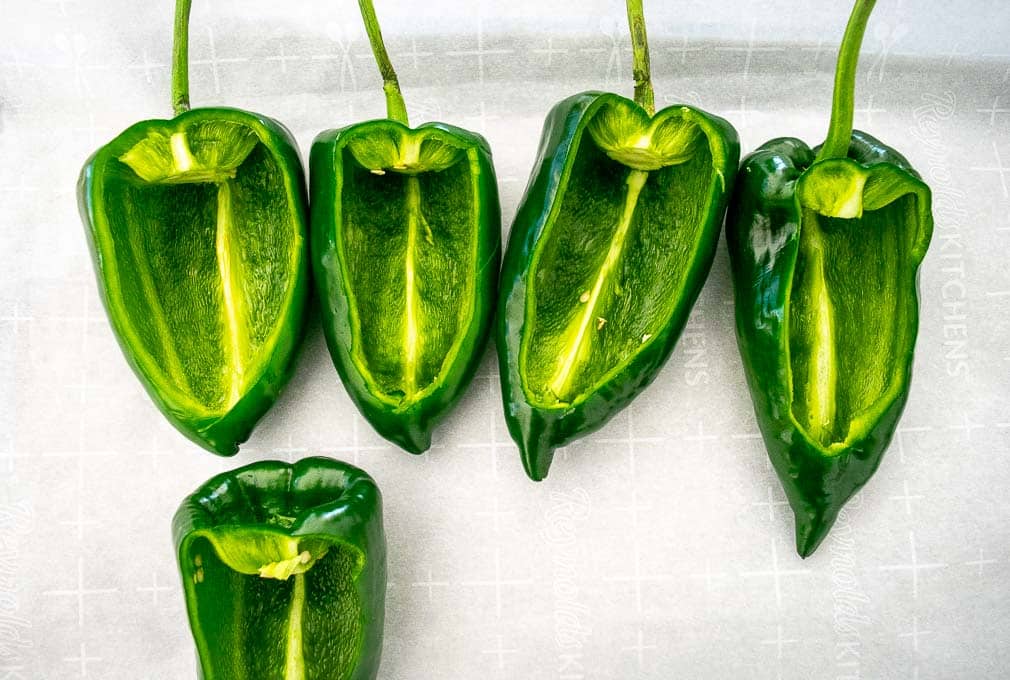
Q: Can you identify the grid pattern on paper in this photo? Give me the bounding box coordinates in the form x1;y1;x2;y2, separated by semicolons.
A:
2;0;1009;678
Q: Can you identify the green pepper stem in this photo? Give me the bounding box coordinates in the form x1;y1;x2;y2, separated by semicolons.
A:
358;0;409;125
172;0;193;116
625;0;655;116
817;0;877;162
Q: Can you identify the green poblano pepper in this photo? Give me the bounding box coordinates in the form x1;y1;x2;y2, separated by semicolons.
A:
78;0;309;455
498;0;739;481
726;0;933;557
311;0;500;454
173;457;386;680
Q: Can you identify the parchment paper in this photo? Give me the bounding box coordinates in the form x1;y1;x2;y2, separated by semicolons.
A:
2;0;1008;677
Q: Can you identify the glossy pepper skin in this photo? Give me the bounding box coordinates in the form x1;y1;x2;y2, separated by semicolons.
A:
173;456;386;680
726;131;932;557
311;120;500;454
498;91;739;481
79;107;309;455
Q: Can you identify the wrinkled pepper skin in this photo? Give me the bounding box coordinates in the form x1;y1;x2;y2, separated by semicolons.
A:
498;92;739;481
726;131;932;557
79;108;309;455
173;456;386;680
311;120;500;454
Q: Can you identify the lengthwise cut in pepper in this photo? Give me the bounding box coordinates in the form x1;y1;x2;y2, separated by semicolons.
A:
727;0;933;557
78;0;308;455
311;0;500;454
498;0;739;481
173;457;386;679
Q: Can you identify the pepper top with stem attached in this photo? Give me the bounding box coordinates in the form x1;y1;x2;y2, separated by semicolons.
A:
311;0;501;455
818;0;876;163
626;0;655;116
726;0;932;557
357;0;409;125
497;0;739;481
78;0;310;456
171;0;193;115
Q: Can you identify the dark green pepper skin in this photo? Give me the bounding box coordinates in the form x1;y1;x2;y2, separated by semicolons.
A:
498;92;739;481
78;108;310;456
173;456;386;680
726;131;933;557
311;120;500;454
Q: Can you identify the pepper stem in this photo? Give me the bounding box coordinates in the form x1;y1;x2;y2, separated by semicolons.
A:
816;0;877;162
625;0;655;116
358;0;409;125
171;0;193;115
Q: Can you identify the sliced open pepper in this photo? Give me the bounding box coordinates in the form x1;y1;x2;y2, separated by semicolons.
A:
498;0;739;480
726;0;933;557
78;0;308;455
173;457;386;679
311;0;500;454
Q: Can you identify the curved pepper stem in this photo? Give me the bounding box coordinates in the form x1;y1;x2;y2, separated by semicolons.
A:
358;0;410;125
172;0;193;115
625;0;655;115
817;0;877;162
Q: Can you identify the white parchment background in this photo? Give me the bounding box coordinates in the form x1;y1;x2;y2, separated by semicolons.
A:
2;0;1009;677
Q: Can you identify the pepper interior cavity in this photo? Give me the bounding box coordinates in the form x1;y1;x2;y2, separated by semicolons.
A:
521;101;721;407
788;162;924;450
103;119;302;416
336;128;480;406
174;458;383;680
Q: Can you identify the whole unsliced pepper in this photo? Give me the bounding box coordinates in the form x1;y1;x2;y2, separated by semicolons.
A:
726;0;933;557
498;0;739;480
311;0;500;454
78;0;308;455
173;457;386;679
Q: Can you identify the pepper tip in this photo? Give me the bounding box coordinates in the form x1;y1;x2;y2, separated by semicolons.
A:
520;446;553;482
387;426;432;456
793;505;840;559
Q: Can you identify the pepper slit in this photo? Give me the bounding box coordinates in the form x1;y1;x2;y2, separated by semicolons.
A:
796;220;838;445
215;178;247;408
284;572;307;680
403;174;424;398
548;168;649;401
